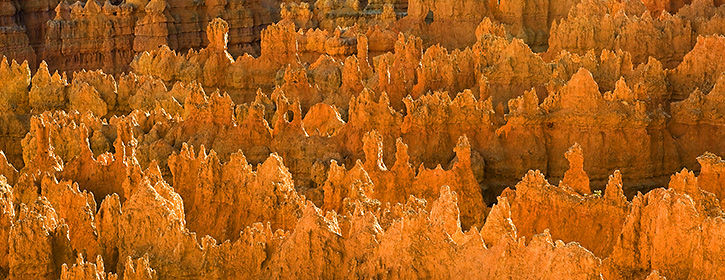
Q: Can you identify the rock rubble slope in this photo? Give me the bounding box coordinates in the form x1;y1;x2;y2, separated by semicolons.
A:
2;0;725;279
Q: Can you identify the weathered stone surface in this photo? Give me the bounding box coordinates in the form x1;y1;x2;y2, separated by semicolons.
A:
2;0;725;278
0;0;272;75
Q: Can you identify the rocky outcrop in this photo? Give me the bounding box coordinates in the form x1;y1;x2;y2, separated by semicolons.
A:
604;168;725;279
670;73;725;167
0;0;273;75
668;35;725;99
0;141;612;279
133;0;178;53
168;146;305;242
3;0;725;277
494;68;679;190
43;0;136;75
547;0;693;68
504;167;629;258
561;143;591;195
694;152;725;206
474;35;551;108
0;0;36;68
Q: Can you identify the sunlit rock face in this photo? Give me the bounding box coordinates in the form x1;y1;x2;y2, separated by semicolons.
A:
2;0;725;278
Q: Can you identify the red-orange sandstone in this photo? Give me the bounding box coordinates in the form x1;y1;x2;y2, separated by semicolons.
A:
1;0;725;279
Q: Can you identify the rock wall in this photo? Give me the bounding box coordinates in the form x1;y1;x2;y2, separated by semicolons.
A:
0;0;724;276
0;0;273;74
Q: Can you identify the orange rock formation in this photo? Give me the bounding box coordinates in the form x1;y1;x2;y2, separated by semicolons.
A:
2;0;725;278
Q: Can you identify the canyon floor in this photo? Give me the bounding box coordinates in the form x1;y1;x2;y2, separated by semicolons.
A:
2;0;725;279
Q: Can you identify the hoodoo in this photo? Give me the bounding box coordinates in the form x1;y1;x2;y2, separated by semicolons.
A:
1;0;725;279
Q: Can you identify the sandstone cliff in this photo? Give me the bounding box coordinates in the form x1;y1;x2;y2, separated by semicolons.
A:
0;0;725;277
